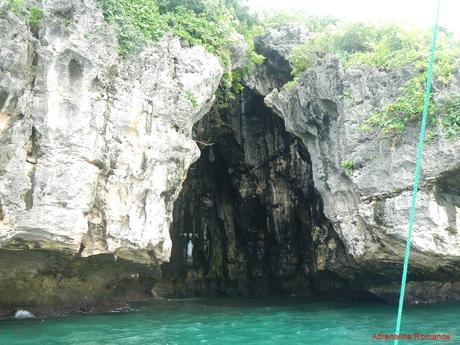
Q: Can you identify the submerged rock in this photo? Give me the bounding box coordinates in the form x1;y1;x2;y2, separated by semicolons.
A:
14;310;34;319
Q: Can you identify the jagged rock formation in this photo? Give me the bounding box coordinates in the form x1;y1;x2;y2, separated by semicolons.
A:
1;0;459;311
247;24;309;96
264;37;460;303
162;24;460;304
160;89;359;298
0;0;221;309
0;0;222;259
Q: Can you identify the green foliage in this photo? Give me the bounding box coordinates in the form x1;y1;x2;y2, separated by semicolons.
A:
260;11;338;33
28;6;43;32
341;159;355;171
283;79;297;90
291;23;447;75
64;18;74;27
99;0;165;54
290;22;372;76
185;90;198;109
290;22;460;77
360;45;459;138
260;12;339;90
362;76;436;135
98;0;263;108
343;88;353;99
6;0;24;14
439;94;460;139
6;1;44;33
425;131;439;144
289;21;459;138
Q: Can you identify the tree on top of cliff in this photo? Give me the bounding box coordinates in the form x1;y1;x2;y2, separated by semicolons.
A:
98;0;264;108
287;20;460;138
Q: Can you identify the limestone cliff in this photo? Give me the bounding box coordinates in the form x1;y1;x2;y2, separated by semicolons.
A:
263;26;460;303
161;89;353;298
1;0;459;313
0;0;222;311
0;0;222;260
160;25;460;304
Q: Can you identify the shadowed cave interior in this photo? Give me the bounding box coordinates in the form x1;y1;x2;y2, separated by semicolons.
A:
160;90;378;300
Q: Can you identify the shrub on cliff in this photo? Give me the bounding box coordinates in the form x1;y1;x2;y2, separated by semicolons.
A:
98;0;263;108
290;22;459;77
260;10;338;33
289;22;460;138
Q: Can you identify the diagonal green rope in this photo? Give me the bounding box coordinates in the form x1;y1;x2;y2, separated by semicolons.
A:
393;1;441;344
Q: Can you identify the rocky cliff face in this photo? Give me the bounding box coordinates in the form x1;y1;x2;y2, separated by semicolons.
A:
1;1;459;312
0;0;221;310
162;25;460;304
263;28;460;303
160;89;361;298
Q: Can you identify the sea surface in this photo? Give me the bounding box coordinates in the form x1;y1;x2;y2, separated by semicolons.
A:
0;298;458;344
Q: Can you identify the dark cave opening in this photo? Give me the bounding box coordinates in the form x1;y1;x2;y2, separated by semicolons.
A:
161;90;376;300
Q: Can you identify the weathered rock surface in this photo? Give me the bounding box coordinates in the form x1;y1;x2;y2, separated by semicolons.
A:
266;53;460;302
0;248;158;316
161;89;360;298
0;0;221;310
246;24;309;96
2;0;459;309
0;0;222;263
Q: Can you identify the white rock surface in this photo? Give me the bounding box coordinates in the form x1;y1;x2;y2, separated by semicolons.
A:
0;0;223;263
14;310;34;319
266;54;460;300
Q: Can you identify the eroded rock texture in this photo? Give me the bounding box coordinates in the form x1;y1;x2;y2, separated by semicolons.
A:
163;24;460;304
161;90;370;298
247;24;309;96
1;0;459;310
0;0;222;309
0;0;222;259
265;50;460;303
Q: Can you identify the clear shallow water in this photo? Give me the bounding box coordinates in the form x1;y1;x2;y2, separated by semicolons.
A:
0;299;458;345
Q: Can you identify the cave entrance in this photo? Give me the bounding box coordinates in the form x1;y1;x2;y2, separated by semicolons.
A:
162;90;345;298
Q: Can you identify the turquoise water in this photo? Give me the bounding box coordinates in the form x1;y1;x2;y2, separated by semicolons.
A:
0;299;458;344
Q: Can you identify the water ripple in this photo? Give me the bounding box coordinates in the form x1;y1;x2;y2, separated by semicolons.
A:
0;299;458;345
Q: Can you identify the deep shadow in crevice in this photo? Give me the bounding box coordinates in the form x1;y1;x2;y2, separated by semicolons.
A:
162;89;379;301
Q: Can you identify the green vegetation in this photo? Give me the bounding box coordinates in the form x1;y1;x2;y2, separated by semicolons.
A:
98;0;264;108
260;11;338;33
64;18;74;27
340;159;355;171
288;21;460;138
6;0;458;128
28;6;43;32
425;131;439;144
260;12;342;93
283;80;297;90
439;94;460;139
360;76;436;135
185;90;198;109
290;22;459;77
6;1;44;33
6;0;23;14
